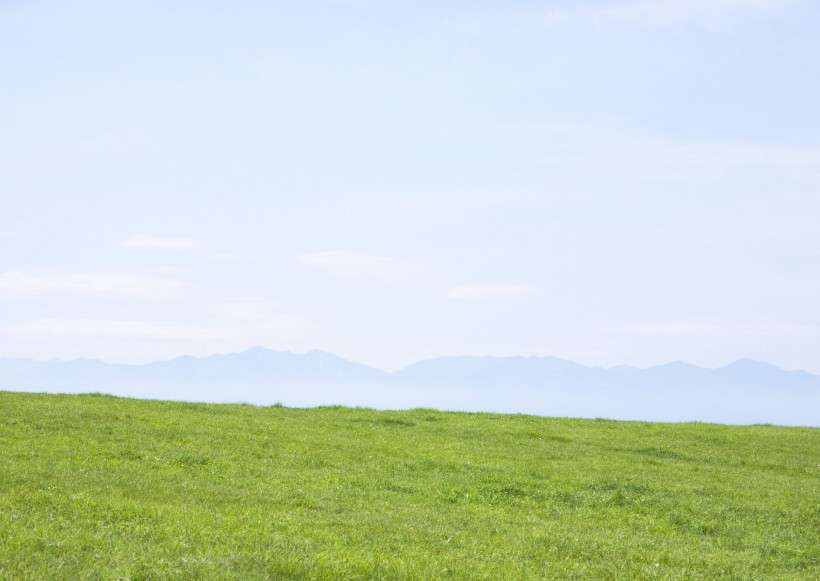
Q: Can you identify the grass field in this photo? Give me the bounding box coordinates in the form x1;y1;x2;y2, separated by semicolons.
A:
1;391;818;579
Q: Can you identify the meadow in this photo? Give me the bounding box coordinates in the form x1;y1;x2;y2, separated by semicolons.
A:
0;391;818;579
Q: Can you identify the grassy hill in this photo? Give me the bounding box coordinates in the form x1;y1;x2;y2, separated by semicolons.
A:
1;392;818;579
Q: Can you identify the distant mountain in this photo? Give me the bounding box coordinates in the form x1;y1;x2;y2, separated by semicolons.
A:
1;349;818;426
0;348;388;402
136;348;388;387
393;355;604;388
394;355;820;391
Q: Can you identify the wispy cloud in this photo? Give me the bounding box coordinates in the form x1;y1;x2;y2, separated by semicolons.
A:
444;284;536;300
296;251;431;282
121;235;200;250
0;319;222;339
200;297;284;320
622;320;815;337
210;252;240;262
0;271;189;298
532;0;794;28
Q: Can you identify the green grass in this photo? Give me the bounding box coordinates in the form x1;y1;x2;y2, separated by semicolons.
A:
1;392;818;579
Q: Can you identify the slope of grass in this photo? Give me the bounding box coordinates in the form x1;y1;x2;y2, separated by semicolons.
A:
0;391;818;579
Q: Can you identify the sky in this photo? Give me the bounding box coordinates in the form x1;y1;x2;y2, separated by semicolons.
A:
1;0;819;373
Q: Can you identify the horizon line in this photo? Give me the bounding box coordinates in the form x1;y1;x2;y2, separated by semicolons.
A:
1;346;815;376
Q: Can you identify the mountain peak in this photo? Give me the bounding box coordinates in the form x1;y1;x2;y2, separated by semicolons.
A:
724;358;776;368
239;346;277;355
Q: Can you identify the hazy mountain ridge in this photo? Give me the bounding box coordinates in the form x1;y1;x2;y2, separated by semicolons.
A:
1;348;818;426
393;355;820;390
0;348;387;401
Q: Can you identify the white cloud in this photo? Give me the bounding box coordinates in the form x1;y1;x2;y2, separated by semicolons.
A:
0;319;223;339
0;271;189;298
193;298;320;345
0;229;16;238
444;284;536;300
296;251;431;282
200;297;283;320
622;321;815;337
0;310;321;363
210;252;240;262
121;235;200;250
534;0;794;28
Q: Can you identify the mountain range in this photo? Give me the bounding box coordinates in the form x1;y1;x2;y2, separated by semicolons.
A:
1;348;818;426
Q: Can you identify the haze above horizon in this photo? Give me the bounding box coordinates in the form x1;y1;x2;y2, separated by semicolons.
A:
2;1;819;374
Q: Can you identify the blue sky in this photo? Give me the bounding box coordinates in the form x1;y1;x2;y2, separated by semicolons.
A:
1;0;819;372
